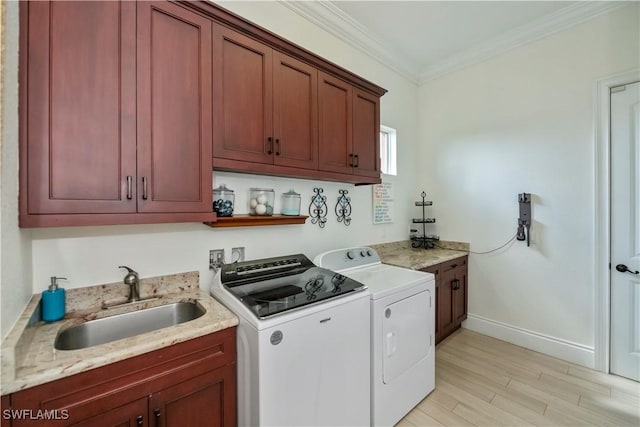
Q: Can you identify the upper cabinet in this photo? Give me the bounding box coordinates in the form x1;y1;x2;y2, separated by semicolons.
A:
19;1;386;227
136;1;213;214
20;1;215;227
206;5;386;186
318;75;381;179
21;1;137;217
212;25;319;171
352;88;381;178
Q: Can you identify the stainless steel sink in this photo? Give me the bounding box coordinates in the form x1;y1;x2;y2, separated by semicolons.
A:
54;301;206;350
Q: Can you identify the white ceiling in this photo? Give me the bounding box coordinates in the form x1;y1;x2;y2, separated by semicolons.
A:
281;1;626;83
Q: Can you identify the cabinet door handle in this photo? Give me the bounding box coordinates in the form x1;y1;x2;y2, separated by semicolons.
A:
275;138;281;156
349;153;354;167
136;415;143;426
452;279;460;290
354;154;359;168
154;408;161;426
142;177;148;200
126;176;133;200
450;263;458;268
267;137;273;155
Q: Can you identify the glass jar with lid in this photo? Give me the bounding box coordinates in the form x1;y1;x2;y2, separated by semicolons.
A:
281;189;301;216
249;188;275;216
212;184;235;217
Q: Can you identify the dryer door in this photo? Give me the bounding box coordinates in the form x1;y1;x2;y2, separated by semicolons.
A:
382;289;432;384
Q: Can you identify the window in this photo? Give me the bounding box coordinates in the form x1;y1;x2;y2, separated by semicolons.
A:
380;125;397;176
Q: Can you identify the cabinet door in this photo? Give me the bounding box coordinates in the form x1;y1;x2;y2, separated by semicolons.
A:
352;89;380;178
150;365;236;427
273;52;318;170
452;267;468;325
438;269;456;336
70;399;148;427
137;2;212;213
213;24;273;164
318;72;353;174
24;1;136;215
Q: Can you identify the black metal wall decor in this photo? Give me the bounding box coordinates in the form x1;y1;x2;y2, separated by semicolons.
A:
309;187;328;228
335;189;352;226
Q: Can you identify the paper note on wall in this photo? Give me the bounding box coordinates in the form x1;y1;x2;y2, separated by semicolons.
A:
373;182;393;224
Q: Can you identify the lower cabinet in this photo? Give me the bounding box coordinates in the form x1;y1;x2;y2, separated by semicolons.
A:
422;256;468;344
4;328;236;427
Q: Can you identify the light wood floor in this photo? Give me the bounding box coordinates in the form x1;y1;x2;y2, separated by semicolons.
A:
396;329;640;427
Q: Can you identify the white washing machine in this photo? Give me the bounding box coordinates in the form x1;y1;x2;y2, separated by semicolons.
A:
211;253;371;427
315;247;435;427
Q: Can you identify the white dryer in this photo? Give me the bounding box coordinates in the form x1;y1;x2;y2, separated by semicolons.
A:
315;247;435;427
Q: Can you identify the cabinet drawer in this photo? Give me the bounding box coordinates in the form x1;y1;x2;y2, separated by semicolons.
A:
442;256;467;272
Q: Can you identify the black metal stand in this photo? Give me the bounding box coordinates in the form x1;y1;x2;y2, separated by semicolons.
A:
411;191;439;249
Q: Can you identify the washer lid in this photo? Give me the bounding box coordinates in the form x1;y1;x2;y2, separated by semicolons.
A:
343;264;434;300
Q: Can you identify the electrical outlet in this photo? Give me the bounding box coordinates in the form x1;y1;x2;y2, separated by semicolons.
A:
209;249;225;270
231;247;245;263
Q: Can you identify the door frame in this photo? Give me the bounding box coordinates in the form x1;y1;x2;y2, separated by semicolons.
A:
594;68;640;373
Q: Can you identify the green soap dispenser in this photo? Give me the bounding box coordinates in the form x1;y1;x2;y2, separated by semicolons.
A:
42;276;66;322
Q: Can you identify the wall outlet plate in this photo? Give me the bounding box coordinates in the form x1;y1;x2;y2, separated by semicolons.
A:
209;249;225;270
231;247;245;263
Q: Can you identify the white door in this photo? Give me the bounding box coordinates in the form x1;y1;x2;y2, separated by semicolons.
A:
610;81;640;382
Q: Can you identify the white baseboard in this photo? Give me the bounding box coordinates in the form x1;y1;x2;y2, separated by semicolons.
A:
463;314;595;368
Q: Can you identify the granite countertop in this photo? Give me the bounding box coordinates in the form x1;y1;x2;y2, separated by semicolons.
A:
369;240;469;270
0;271;238;395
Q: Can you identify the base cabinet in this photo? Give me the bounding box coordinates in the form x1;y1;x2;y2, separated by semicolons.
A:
4;328;236;427
422;256;468;344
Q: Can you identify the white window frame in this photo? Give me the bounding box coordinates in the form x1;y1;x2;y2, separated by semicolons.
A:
380;125;397;176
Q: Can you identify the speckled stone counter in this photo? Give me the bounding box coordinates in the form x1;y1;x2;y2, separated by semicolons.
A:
0;272;238;395
369;240;469;270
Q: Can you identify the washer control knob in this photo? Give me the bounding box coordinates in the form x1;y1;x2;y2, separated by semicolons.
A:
346;251;355;260
367;250;373;256
360;250;366;257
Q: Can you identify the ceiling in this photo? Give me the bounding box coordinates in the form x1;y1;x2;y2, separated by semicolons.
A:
281;1;625;83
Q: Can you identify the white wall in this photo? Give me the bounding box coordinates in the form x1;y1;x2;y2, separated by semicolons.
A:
1;1;419;305
418;3;639;365
1;1;33;339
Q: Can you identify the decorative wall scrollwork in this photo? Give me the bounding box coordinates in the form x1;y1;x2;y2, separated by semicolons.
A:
309;187;328;228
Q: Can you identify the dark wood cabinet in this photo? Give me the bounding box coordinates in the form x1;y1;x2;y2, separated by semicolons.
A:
212;25;318;171
21;1;137;217
422;256;468;344
7;328;236;427
136;1;213;214
318;72;353;175
352;88;381;178
19;1;215;227
318;74;381;178
70;399;147;427
212;25;274;164
19;0;387;228
273;52;319;170
150;364;235;427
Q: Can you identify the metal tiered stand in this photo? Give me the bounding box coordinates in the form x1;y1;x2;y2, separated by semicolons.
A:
411;191;439;249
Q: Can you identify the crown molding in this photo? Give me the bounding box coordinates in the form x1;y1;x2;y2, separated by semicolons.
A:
279;1;628;87
418;1;629;83
278;0;421;84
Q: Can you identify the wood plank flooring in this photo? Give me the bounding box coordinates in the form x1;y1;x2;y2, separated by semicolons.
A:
396;329;640;427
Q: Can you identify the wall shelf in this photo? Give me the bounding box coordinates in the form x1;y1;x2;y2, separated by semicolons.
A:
204;214;308;228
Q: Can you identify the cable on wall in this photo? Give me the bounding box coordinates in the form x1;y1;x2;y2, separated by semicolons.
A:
436;233;518;255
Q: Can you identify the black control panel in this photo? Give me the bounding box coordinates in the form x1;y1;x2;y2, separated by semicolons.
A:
220;254;315;287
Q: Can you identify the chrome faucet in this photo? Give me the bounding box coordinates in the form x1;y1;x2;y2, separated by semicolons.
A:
119;266;140;302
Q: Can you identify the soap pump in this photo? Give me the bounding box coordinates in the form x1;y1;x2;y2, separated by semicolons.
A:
42;276;67;322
